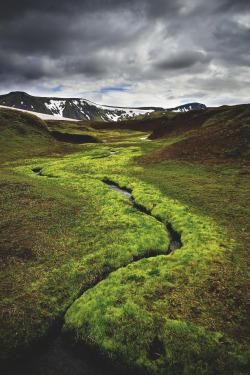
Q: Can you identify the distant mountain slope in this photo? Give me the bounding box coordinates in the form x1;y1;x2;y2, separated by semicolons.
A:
138;102;206;112
0;91;206;122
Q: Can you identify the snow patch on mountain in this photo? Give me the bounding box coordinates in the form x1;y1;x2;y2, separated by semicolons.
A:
0;105;78;121
45;100;66;116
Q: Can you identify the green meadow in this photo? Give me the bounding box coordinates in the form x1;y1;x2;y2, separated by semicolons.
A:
0;107;249;374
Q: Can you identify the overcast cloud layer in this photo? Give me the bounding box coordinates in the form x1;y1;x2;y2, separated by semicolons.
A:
0;0;250;107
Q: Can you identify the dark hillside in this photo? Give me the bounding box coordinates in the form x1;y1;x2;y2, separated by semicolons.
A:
0;92;51;115
45;120;101;143
149;104;250;139
140;104;250;164
46;119;96;133
50;131;100;143
90;106;212;135
90;114;176;133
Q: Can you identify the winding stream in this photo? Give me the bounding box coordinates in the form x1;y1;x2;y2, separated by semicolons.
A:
106;182;182;252
32;167;182;252
10;169;182;375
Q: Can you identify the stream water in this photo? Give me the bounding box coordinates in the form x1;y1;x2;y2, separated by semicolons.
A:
33;168;42;176
4;337;116;375
7;169;182;375
106;183;182;252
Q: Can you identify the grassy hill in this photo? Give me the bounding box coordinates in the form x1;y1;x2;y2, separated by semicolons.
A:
0;108;57;164
0;108;102;164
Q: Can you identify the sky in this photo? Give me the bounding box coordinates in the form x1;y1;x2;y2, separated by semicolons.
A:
0;0;250;108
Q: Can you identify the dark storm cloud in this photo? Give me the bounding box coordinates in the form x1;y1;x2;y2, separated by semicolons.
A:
0;50;59;80
0;0;249;106
0;2;146;57
157;51;211;70
0;0;183;20
66;57;110;77
214;0;250;13
213;20;250;58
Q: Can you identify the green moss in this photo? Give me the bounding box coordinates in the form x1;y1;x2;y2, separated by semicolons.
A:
63;255;247;374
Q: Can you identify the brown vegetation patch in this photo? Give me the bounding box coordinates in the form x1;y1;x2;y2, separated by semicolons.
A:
90;117;172;132
140;104;250;164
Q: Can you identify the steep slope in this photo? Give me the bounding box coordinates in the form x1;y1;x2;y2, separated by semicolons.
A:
0;91;206;122
140;104;250;164
0;108;99;163
0;107;57;163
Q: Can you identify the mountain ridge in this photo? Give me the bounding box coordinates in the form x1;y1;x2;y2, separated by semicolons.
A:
0;91;206;122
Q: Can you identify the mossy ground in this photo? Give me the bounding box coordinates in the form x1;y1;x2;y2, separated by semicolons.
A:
0;108;249;374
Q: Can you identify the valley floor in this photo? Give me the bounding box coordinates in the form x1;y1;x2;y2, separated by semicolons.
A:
0;130;249;374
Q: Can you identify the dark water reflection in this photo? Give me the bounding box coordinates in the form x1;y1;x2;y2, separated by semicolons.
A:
5;337;114;375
